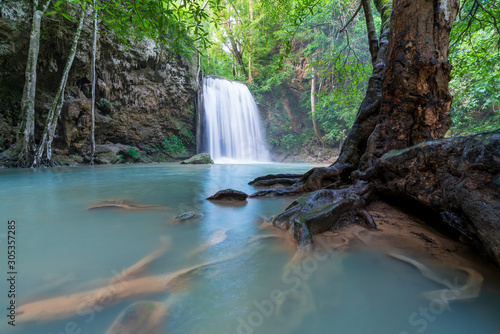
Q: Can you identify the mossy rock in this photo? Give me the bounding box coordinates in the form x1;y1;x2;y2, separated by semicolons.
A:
181;153;214;164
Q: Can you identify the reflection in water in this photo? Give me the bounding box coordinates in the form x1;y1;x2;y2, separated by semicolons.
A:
0;163;499;334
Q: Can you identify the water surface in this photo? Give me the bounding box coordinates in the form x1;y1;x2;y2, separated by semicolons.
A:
1;163;499;334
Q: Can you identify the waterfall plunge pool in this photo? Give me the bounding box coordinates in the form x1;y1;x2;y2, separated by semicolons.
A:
1;163;500;334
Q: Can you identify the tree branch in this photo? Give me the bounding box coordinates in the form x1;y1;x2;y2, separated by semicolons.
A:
339;1;362;33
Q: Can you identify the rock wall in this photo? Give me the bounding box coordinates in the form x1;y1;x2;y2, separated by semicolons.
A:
0;1;197;164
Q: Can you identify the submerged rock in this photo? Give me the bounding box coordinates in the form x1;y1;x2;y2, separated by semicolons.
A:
169;212;203;223
207;189;248;201
181;153;214;164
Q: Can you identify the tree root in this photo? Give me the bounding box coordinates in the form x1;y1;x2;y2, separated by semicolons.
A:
249;163;353;198
17;256;236;324
87;200;169;211
248;173;303;187
109;237;171;285
357;209;377;230
270;181;374;250
389;253;483;307
188;228;229;257
105;301;167;334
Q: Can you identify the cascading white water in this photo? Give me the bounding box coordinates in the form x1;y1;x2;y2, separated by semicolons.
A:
202;76;271;163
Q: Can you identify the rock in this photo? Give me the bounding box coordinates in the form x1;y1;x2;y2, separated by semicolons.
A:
95;152;121;164
0;2;197;164
93;143;141;164
207;189;248;201
169;212;203;223
95;143;129;155
181;153;214;164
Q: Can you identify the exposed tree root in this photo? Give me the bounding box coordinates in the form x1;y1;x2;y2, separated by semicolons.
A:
270;181;373;250
188;228;229;257
17;257;234;324
389;253;483;307
249;163;353;198
109;237;171;285
248;173;303;187
87;200;169;211
105;301;167;334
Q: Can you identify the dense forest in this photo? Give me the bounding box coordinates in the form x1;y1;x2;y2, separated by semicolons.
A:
201;0;499;156
0;0;498;166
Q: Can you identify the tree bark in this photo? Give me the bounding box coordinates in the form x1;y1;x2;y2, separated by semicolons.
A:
247;0;498;264
360;0;458;169
225;22;247;77
310;63;324;148
90;0;98;165
15;0;51;165
247;0;253;83
33;8;86;167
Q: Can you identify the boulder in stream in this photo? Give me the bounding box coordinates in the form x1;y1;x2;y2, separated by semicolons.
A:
181;153;214;164
207;189;248;201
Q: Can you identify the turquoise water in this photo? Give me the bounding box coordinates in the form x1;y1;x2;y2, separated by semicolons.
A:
1;163;499;334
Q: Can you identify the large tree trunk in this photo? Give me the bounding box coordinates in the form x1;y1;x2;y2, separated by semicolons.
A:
243;0;500;264
359;0;457;170
33;8;86;167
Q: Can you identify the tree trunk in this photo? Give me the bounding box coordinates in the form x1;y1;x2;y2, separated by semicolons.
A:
359;0;457;169
14;0;51;166
310;63;324;148
247;0;253;83
246;0;500;264
226;22;247;77
90;0;98;165
33;8;86;167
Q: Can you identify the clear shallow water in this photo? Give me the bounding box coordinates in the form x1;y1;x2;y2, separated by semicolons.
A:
0;163;498;334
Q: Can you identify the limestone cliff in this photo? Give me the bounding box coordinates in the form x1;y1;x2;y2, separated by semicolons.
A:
0;1;197;165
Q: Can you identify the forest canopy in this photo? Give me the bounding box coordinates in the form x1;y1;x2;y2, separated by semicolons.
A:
198;0;499;150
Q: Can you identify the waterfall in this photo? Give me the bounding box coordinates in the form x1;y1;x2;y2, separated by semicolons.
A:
202;76;271;163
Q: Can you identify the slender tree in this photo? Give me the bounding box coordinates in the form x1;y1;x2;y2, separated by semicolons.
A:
33;7;86;167
15;0;52;166
90;0;97;165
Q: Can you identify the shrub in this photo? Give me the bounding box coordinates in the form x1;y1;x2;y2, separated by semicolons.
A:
163;136;186;156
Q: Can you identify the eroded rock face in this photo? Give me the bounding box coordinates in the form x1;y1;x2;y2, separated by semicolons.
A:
0;1;197;161
374;130;500;266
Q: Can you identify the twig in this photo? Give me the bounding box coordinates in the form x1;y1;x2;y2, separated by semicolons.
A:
339;1;362;33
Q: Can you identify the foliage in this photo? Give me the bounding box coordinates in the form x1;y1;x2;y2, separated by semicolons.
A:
125;146;140;159
448;2;500;136
47;0;224;58
163;135;186;156
97;98;113;113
